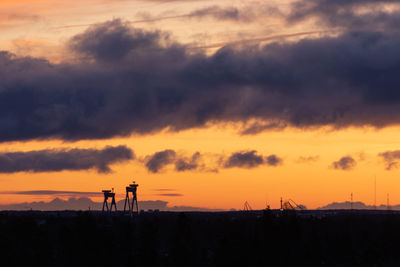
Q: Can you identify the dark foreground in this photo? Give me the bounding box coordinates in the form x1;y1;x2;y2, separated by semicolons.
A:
0;209;399;267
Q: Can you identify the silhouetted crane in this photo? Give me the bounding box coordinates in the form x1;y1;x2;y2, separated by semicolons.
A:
124;181;139;216
282;199;306;211
102;188;117;213
243;201;252;211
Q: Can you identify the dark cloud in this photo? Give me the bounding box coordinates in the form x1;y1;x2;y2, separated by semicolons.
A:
70;19;164;62
223;150;282;169
224;151;264;168
187;3;283;22
288;0;400;31
4;19;400;142
186;5;260;22
332;156;356;170
134;6;244;24
0;146;133;173
174;152;201;171
188;6;241;20
378;150;400;170
145;150;176;173
265;155;283;166
145;150;207;173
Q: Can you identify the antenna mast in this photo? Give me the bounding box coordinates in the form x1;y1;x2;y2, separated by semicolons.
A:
374;175;377;210
350;192;353;210
387;193;390;211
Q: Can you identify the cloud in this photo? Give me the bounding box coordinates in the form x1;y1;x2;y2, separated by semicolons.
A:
132;6;246;24
0;197;220;211
265;155;283;166
331;156;356;170
239;121;287;135
288;0;400;31
4;19;400;142
56;4;266;30
0;13;40;23
184;5;281;23
157;193;183;197
145;150;176;173
318;200;400;210
191;31;325;50
223;150;282;169
318;201;369;210
69;19;164;62
0;145;134;173
174;152;201;171
296;156;320;163
224;151;263;168
0;197;168;211
153;188;175;191
378;150;400;170
186;3;283;23
0;190;102;196
145;150;208;173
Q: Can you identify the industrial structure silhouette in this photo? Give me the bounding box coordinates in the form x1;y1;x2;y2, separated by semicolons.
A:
102;188;117;212
102;181;139;215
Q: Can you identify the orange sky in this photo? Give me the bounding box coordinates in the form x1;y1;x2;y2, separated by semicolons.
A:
1;124;400;210
1;0;400;210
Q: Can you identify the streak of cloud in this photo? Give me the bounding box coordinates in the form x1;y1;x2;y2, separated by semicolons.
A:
0;190;102;196
157;193;183;197
53;3;282;30
239;121;287;135
190;31;330;49
296;156;320;163
153;188;176;191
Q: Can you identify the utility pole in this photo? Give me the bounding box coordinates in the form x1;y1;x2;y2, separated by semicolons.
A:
387;193;390;211
350;192;353;210
374;175;377;210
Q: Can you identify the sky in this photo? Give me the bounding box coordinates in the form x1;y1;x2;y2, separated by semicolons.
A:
1;0;400;210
